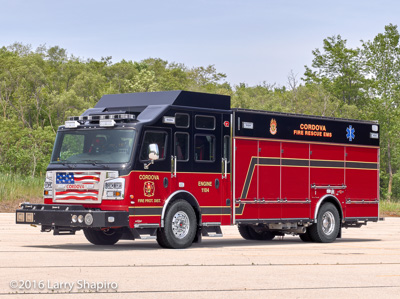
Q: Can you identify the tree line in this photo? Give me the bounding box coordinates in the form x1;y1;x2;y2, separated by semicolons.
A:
0;24;399;201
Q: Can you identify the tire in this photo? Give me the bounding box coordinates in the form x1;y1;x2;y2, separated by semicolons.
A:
156;228;169;248
250;227;276;240
157;200;197;249
309;203;340;243
238;225;275;241
83;228;122;245
238;224;253;240
299;228;313;242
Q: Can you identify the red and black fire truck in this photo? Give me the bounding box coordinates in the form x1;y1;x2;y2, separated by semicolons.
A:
16;91;380;248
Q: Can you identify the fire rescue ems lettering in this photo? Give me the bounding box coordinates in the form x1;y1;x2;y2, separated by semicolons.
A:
293;123;333;138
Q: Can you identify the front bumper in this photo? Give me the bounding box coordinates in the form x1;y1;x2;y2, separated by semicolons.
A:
16;203;129;229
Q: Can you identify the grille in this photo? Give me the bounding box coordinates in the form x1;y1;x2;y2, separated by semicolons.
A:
54;171;102;203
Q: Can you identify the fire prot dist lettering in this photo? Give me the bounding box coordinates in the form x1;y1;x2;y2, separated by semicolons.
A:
137;198;161;203
138;198;152;203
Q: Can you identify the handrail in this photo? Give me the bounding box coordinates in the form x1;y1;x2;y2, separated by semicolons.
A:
311;184;347;190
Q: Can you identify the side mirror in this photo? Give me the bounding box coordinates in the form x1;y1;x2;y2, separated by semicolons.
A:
148;143;160;161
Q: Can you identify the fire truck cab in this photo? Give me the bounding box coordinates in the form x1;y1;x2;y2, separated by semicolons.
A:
16;91;380;248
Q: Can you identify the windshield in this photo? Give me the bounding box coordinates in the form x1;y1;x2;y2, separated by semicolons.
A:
51;129;136;164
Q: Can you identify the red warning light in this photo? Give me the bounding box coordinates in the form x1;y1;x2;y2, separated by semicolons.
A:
224;121;230;127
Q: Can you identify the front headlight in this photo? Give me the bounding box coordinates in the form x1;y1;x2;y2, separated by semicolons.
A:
105;182;114;189
106;171;119;179
103;178;125;200
46;171;53;181
44;171;53;198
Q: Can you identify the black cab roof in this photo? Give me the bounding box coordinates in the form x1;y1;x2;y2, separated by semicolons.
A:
94;90;231;112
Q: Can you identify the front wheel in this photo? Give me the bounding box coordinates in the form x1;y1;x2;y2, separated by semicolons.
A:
83;228;123;245
309;203;340;243
157;200;197;249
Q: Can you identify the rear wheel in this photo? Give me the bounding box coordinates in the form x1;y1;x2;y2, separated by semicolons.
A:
157;200;197;249
238;224;253;240
299;228;313;242
238;225;275;241
309;203;340;243
83;228;123;245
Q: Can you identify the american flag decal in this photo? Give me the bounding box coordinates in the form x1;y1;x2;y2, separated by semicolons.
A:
56;172;75;184
73;172;100;184
55;171;101;203
55;190;99;201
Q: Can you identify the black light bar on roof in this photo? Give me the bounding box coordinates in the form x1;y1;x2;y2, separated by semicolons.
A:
67;114;135;121
65;114;136;128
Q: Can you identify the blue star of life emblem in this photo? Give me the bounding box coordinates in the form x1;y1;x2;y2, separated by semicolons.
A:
346;125;355;142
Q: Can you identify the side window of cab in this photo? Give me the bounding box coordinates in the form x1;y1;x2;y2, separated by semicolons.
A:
174;132;189;162
140;131;168;161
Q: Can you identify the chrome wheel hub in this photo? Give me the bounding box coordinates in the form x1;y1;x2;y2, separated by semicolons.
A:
322;211;335;235
172;211;190;239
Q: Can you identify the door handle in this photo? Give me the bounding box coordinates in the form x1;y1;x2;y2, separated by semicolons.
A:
222;158;228;179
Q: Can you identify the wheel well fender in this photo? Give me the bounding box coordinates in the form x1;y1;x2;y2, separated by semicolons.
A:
161;190;201;227
314;195;343;223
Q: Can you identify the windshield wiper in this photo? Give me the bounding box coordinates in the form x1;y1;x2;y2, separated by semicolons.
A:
57;160;76;168
79;160;109;168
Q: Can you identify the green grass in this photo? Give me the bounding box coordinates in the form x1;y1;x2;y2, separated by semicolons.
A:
0;173;44;202
380;200;400;217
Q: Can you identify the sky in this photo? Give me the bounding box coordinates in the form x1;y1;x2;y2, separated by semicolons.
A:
1;0;400;87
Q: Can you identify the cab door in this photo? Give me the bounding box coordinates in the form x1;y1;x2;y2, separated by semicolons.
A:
169;112;191;195
169;112;230;226
192;113;225;225
131;127;172;224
